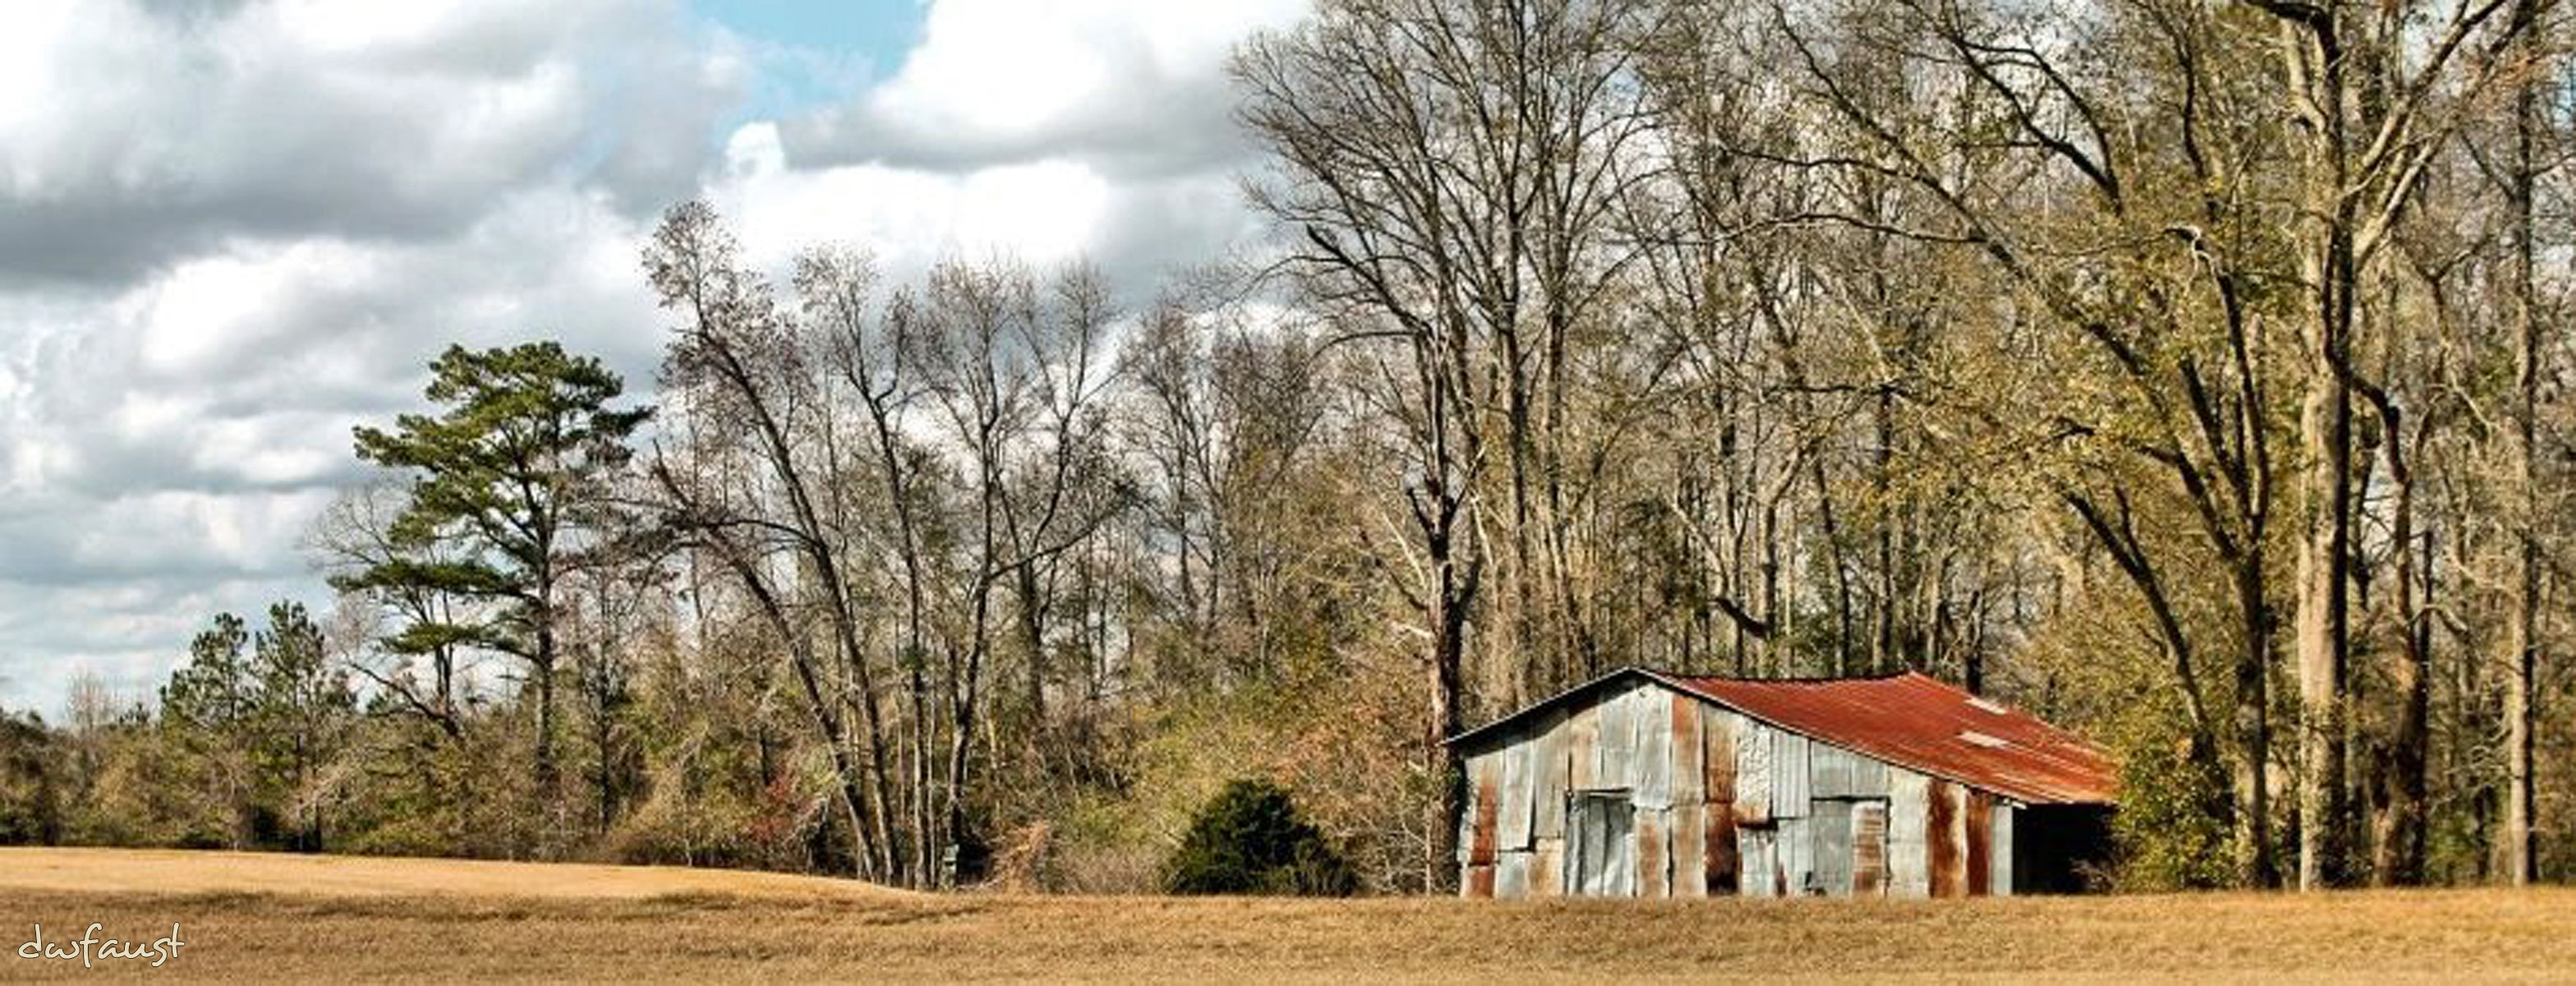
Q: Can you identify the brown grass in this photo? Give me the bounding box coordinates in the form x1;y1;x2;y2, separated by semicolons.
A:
2;848;2571;983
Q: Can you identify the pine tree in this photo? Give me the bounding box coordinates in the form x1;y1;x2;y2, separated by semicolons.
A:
344;342;650;837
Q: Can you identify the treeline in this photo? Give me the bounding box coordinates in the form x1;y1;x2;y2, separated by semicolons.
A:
0;606;351;851
4;0;2574;892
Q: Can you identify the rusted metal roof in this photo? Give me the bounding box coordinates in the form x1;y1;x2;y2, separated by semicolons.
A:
1665;671;2116;805
1447;667;2116;805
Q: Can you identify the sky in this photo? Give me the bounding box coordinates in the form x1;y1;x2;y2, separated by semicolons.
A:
0;0;1311;716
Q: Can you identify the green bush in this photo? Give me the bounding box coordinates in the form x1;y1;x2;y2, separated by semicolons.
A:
2105;710;2233;892
1162;779;1355;896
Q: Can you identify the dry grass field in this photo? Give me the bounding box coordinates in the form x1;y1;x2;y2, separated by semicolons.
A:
2;848;2573;982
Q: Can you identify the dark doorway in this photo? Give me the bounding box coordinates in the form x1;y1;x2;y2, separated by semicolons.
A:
2012;804;2114;893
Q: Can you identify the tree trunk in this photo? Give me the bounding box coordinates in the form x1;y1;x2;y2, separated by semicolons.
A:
1018;561;1049;730
2230;511;2280;888
1426;523;1470;894
2374;524;2431;886
2293;354;2355;890
534;594;559;836
2504;0;2542;880
1815;463;1856;676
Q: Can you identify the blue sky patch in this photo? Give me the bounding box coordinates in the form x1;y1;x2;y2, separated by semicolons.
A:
694;0;927;125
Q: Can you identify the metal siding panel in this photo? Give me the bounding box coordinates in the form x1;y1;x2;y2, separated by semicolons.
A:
1635;688;1672;809
1734;718;1773;823
1631;683;1662;793
1670;692;1704;805
1496;850;1531;899
1802;745;1889;799
1888;768;1930;898
1700;707;1738;802
1592;684;1635;792
1792;813;1813;901
1499;732;1534;850
1704;811;1739;895
1700;707;1740;895
1851;755;1889;797
1672;803;1706;896
1852;799;1888;896
1531;837;1564;897
1773;731;1811;818
1778;815;1812;895
1570;792;1635;896
1928;779;1964;898
1465;753;1497;901
1566;703;1600;791
1811;744;1857;799
1638;808;1669;897
1626;689;1659;807
1535;709;1570;840
1990;803;2015;896
1471;755;1502;869
1608;799;1636;896
1966;790;1994;896
1456;749;1491;879
1456;792;1475;880
1811;799;1853;895
1571;795;1605;895
1738;826;1775;897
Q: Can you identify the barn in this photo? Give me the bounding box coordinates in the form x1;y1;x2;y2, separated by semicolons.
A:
1449;667;2117;898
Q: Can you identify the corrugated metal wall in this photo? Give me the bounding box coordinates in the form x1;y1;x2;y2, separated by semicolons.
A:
1888;768;1931;896
1459;678;2021;900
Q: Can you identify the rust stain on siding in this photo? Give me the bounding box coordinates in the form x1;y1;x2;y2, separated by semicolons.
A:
1670;693;1702;804
1966;790;1993;896
1471;766;1500;869
1703;709;1739;894
1672;804;1705;896
1706;813;1738;895
1467;864;1495;898
1704;714;1738;803
1531;839;1562;897
1928;779;1962;898
1638;812;1667;897
1852;800;1887;896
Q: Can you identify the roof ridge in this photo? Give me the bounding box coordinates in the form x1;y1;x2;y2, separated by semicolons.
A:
1656;667;1924;684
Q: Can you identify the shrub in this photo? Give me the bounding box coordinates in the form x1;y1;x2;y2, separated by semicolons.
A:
2105;708;2232;892
1162;779;1356;896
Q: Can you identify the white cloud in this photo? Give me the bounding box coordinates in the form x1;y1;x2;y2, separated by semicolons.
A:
0;0;728;284
3;185;666;504
876;0;1306;127
0;0;1310;712
779;0;1309;177
710;154;1115;278
134;240;381;378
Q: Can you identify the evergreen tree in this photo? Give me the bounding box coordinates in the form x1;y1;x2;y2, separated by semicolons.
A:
249;602;355;851
1163;780;1356;896
343;343;649;834
159;614;255;846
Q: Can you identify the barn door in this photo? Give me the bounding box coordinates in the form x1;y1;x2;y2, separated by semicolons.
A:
1807;798;1889;896
1566;791;1634;896
1810;800;1852;894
